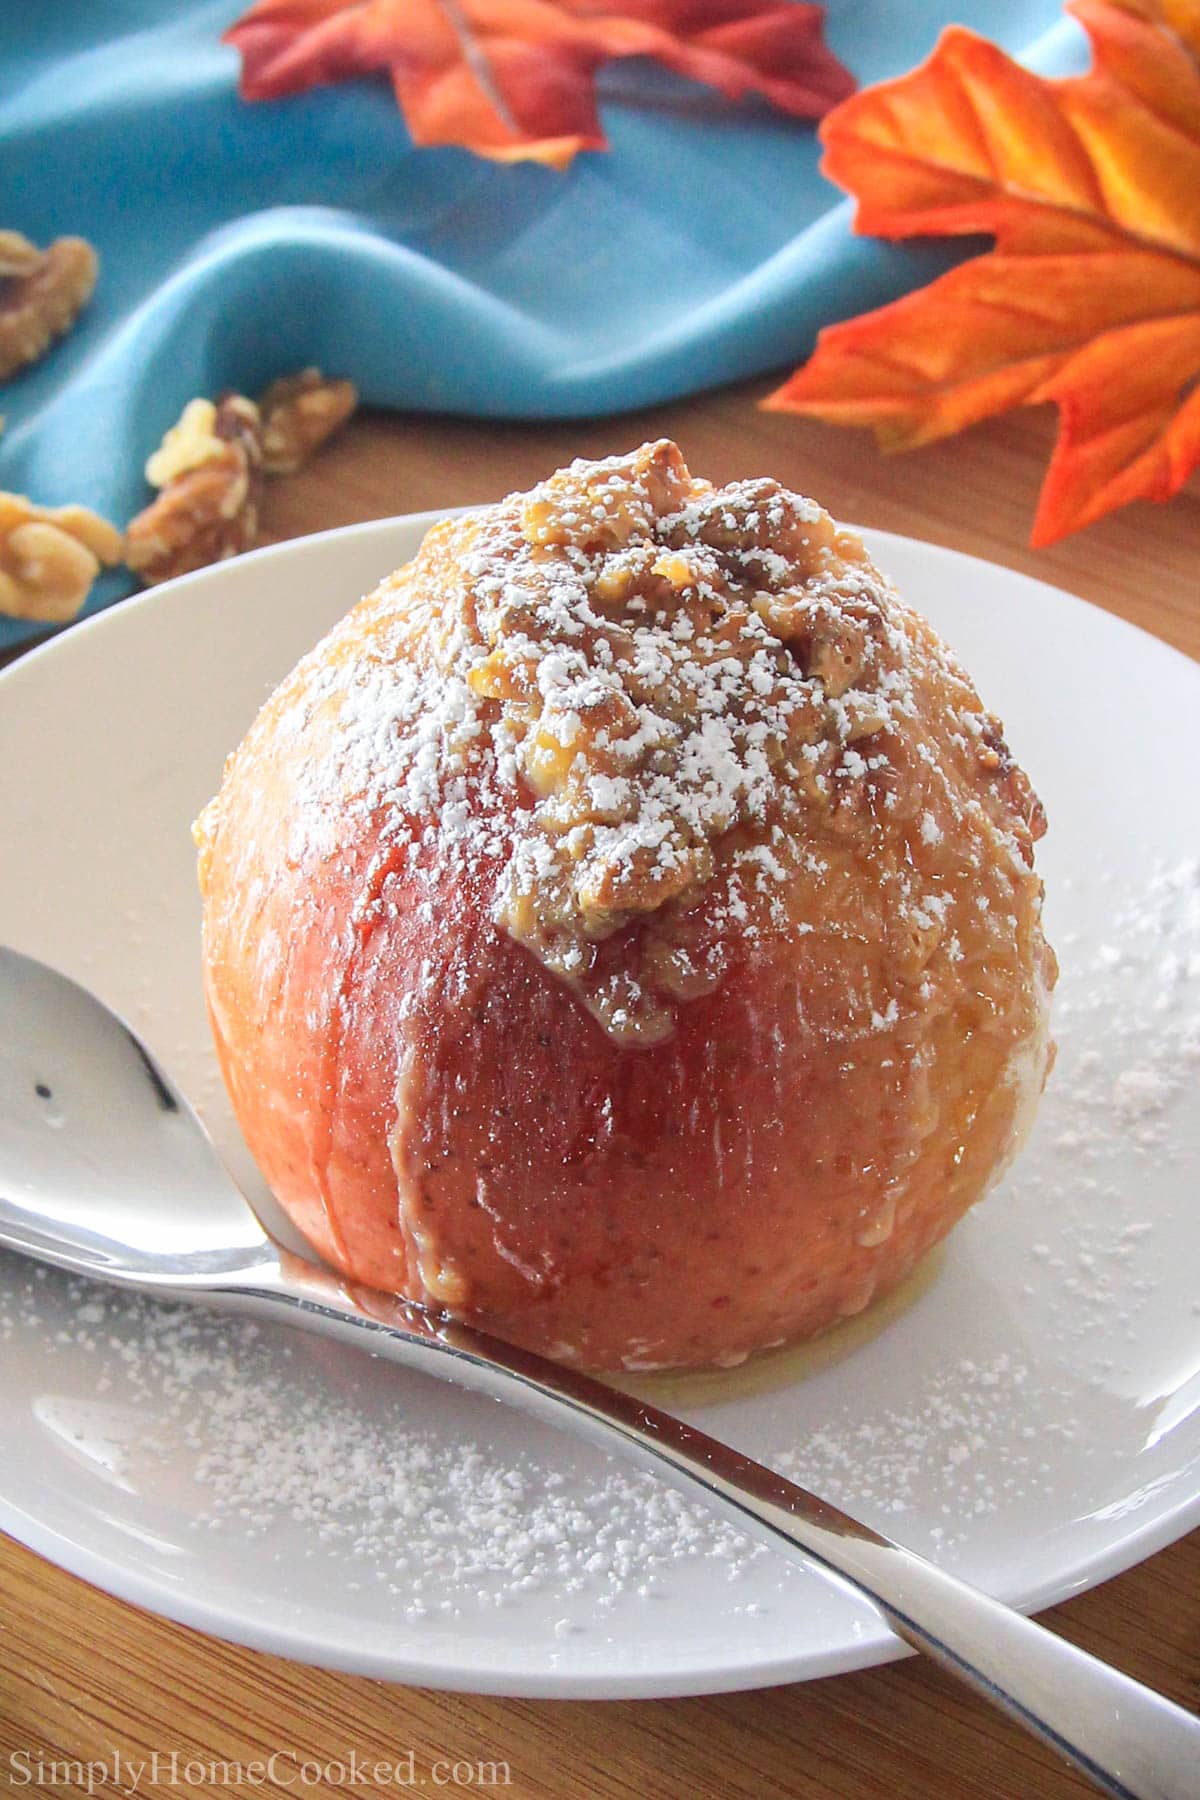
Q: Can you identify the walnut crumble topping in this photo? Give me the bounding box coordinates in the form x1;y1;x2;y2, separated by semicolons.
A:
469;451;895;1038
265;441;1046;1046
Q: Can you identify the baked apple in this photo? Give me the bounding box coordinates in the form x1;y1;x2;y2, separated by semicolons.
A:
196;442;1054;1371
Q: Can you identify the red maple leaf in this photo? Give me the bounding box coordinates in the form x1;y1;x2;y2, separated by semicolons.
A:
225;0;855;170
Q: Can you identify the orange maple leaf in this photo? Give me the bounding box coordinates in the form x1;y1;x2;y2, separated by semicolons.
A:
765;0;1200;545
224;0;855;172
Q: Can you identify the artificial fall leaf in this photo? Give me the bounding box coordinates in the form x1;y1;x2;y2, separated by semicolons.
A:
765;0;1200;545
224;0;855;172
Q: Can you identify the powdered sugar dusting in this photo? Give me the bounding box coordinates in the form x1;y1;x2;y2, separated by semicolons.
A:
777;1352;1058;1552
1002;856;1200;1357
1051;858;1200;1158
0;1264;763;1618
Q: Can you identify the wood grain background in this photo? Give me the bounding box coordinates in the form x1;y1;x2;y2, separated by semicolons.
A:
2;385;1197;1798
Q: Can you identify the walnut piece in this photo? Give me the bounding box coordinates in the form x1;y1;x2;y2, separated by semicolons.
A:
127;395;263;587
144;397;230;487
126;369;354;587
0;491;124;623
0;231;44;279
0;235;98;381
258;368;357;474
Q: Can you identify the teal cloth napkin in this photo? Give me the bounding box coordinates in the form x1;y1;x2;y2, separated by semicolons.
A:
1;0;1079;644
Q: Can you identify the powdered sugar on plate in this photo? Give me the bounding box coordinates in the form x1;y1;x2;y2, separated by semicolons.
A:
0;1259;771;1620
1051;858;1200;1158
774;856;1200;1548
1000;857;1200;1358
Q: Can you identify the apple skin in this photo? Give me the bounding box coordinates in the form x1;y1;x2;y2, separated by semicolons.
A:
198;626;1049;1373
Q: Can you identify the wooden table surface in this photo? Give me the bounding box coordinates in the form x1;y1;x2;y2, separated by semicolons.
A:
2;384;1197;1799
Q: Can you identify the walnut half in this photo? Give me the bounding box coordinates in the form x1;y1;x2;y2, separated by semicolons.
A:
0;233;98;381
0;492;124;623
126;395;264;587
259;368;357;474
0;231;44;279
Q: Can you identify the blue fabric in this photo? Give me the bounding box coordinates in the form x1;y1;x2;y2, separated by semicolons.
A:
1;0;1081;645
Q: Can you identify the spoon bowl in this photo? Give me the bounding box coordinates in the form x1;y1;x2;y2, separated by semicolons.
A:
0;946;272;1282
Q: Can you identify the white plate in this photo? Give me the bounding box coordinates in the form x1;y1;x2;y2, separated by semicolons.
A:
1;518;1198;1699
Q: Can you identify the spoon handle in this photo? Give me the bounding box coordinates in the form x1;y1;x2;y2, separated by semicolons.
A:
220;1254;1199;1800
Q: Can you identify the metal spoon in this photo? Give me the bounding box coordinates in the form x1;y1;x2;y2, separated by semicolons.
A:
1;948;1196;1798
